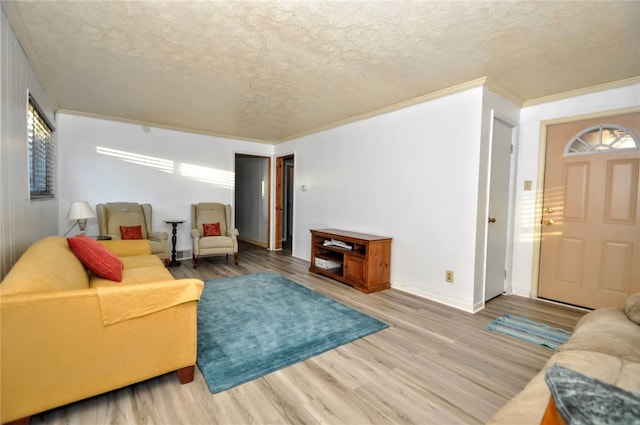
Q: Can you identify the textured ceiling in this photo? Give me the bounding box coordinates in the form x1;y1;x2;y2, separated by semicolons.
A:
4;1;639;143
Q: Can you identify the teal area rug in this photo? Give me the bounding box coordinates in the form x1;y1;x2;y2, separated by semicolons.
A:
197;271;389;394
487;313;572;350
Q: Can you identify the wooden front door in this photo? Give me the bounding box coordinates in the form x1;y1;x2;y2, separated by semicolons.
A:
538;112;640;309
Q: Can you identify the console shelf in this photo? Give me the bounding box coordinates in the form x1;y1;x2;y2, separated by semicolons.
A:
309;229;392;293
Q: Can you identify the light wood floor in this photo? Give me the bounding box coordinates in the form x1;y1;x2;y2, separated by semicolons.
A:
32;245;586;425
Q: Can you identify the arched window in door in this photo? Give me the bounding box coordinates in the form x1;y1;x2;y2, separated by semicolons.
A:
564;124;639;155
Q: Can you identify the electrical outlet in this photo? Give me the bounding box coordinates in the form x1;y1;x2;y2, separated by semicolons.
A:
446;270;454;283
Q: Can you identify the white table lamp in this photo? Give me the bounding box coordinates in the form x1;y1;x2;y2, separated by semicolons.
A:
65;201;96;236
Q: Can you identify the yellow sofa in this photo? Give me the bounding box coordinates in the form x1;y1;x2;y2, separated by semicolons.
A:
0;236;204;425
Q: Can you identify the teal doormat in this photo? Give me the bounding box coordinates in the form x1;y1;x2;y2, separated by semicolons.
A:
197;271;389;394
487;313;572;350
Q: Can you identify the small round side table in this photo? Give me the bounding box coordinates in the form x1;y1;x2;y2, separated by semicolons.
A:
164;219;185;267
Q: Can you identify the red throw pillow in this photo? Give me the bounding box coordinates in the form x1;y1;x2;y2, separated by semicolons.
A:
203;222;221;236
67;235;123;282
120;225;143;240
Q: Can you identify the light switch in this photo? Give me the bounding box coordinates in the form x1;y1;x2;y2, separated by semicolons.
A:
524;180;532;191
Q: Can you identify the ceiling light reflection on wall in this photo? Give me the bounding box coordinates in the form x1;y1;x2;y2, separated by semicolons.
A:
179;163;235;189
96;146;174;173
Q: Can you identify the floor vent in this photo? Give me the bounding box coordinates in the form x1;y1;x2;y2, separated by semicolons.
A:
176;249;192;261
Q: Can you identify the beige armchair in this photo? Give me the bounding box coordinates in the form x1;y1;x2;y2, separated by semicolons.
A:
96;202;169;262
191;203;239;268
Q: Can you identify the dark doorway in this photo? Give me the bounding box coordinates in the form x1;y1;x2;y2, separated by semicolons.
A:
235;154;270;249
275;154;294;254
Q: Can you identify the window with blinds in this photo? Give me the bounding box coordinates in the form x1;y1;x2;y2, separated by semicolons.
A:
28;95;55;199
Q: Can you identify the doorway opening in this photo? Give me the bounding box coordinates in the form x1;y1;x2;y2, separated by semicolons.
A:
275;154;294;254
234;153;271;250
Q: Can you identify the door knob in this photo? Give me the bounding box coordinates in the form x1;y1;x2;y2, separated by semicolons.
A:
544;219;555;225
489;217;496;223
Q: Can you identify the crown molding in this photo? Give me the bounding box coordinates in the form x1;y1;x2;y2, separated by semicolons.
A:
56;109;273;145
276;78;489;143
482;79;524;107
523;76;640;108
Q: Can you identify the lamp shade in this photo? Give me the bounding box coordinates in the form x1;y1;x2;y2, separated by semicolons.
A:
67;201;96;220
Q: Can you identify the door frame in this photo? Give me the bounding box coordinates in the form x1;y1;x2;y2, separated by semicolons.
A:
483;111;519;302
274;153;294;251
530;106;640;298
234;152;272;249
484;114;517;301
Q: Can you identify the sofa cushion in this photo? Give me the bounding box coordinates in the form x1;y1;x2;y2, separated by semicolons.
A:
558;307;640;362
625;292;640;325
98;239;151;257
0;236;89;294
68;235;123;282
121;255;165;269
90;265;174;287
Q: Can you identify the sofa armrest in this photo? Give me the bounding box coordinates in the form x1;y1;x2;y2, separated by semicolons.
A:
96;279;203;325
227;228;239;238
191;228;202;238
98;239;151;256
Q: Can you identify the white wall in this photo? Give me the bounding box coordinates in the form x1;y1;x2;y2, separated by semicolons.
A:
0;8;57;279
57;114;273;253
510;82;640;298
274;83;639;312
276;87;489;311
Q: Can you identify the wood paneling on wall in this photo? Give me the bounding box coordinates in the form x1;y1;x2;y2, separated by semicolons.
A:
0;8;58;279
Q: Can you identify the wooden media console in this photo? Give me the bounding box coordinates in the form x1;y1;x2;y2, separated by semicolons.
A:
309;229;392;293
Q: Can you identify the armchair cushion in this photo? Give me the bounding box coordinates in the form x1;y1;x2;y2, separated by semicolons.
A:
67;235;123;282
120;225;143;240
200;236;234;249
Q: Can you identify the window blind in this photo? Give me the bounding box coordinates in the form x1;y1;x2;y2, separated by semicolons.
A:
28;96;55;199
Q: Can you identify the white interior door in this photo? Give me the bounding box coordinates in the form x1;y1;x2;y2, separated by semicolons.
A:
485;118;514;301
